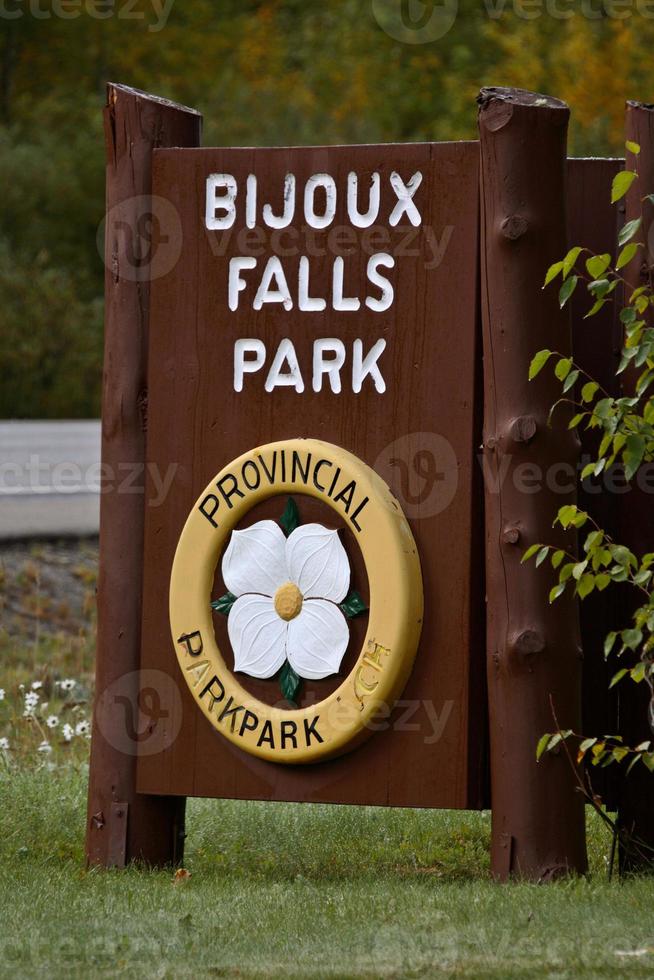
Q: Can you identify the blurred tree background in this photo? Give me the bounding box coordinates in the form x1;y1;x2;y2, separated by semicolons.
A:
1;0;653;417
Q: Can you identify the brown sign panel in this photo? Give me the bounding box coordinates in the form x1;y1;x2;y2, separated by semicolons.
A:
136;141;486;808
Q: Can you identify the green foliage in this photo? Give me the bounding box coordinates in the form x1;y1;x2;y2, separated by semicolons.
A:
339;590;368;618
279;497;300;537
279;661;300;704
528;145;654;783
5;2;654;416
211;592;236;616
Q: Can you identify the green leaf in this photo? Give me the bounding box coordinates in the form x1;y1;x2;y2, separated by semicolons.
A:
642;752;654;772
535;546;550;568
609;668;628;689
588;278;613;299
551;550;565;569
584;299;607;319
595;573;611;591
604;631;618;657
577;573;595;599
618;216;642;246
562;369;579;393
543;262;564;287
549;583;566;603
616;242;639;271
585;254;610;279
625;140;641;155
581;381;599;403
559;276;578;308
339;590;368;618
557;504;577;528
611;170;637;204
211;592;237;616
279;661;301;703
623;628;643;651
528;349;552;380
562;247;582;278
555;357;573;381
536;733;551;760
522;543;541;563
279;496;300;536
624;434;646;480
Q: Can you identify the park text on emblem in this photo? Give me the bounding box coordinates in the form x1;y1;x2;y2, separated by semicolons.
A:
170;438;424;763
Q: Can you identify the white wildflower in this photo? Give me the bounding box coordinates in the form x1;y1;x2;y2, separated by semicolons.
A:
62;724;74;743
24;691;39;709
46;715;59;729
0;689;5;701
59;679;75;692
75;720;90;737
37;740;52;754
0;737;9;750
31;681;43;690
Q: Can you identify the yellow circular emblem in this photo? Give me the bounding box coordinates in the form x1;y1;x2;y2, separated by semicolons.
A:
169;438;423;764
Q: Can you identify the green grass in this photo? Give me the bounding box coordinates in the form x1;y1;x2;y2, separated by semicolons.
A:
1;768;654;979
3;543;654;978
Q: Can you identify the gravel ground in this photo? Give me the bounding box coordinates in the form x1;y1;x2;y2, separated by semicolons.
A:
0;538;98;640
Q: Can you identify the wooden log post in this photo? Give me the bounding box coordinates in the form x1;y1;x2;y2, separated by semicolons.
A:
86;84;202;867
617;101;654;871
478;87;587;880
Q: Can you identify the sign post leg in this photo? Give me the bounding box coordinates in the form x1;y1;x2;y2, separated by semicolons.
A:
86;83;202;867
478;87;587;880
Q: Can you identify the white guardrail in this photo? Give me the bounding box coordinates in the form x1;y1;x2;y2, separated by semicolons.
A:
0;421;101;539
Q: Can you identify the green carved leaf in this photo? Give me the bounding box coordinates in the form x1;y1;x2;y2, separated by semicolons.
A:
279;497;300;536
339;590;368;618
211;592;237;616
280;661;300;703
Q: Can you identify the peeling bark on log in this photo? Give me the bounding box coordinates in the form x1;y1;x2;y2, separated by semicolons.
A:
86;83;202;868
478;87;587;880
617;101;654;872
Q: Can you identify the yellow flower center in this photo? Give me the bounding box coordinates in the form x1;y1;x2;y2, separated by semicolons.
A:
273;581;303;621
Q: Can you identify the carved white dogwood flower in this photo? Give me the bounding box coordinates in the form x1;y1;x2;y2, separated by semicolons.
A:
222;519;352;681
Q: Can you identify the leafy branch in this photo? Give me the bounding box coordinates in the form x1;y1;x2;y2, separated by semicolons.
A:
524;139;654;781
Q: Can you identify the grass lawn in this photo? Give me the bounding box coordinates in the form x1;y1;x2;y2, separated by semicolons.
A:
2;542;654;978
2;771;654;979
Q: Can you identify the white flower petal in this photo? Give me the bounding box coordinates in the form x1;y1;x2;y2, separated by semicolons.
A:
228;594;288;679
222;519;288;597
285;524;350;601
286;599;349;680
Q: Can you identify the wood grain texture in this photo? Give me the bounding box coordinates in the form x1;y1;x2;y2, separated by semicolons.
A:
478;87;587;879
86;83;201;868
136;141;487;809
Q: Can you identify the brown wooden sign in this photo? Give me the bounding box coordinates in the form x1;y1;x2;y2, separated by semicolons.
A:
91;84;653;880
135;141;485;808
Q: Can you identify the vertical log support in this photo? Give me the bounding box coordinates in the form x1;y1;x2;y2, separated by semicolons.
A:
86;84;202;867
478;87;587;880
617;101;654;871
